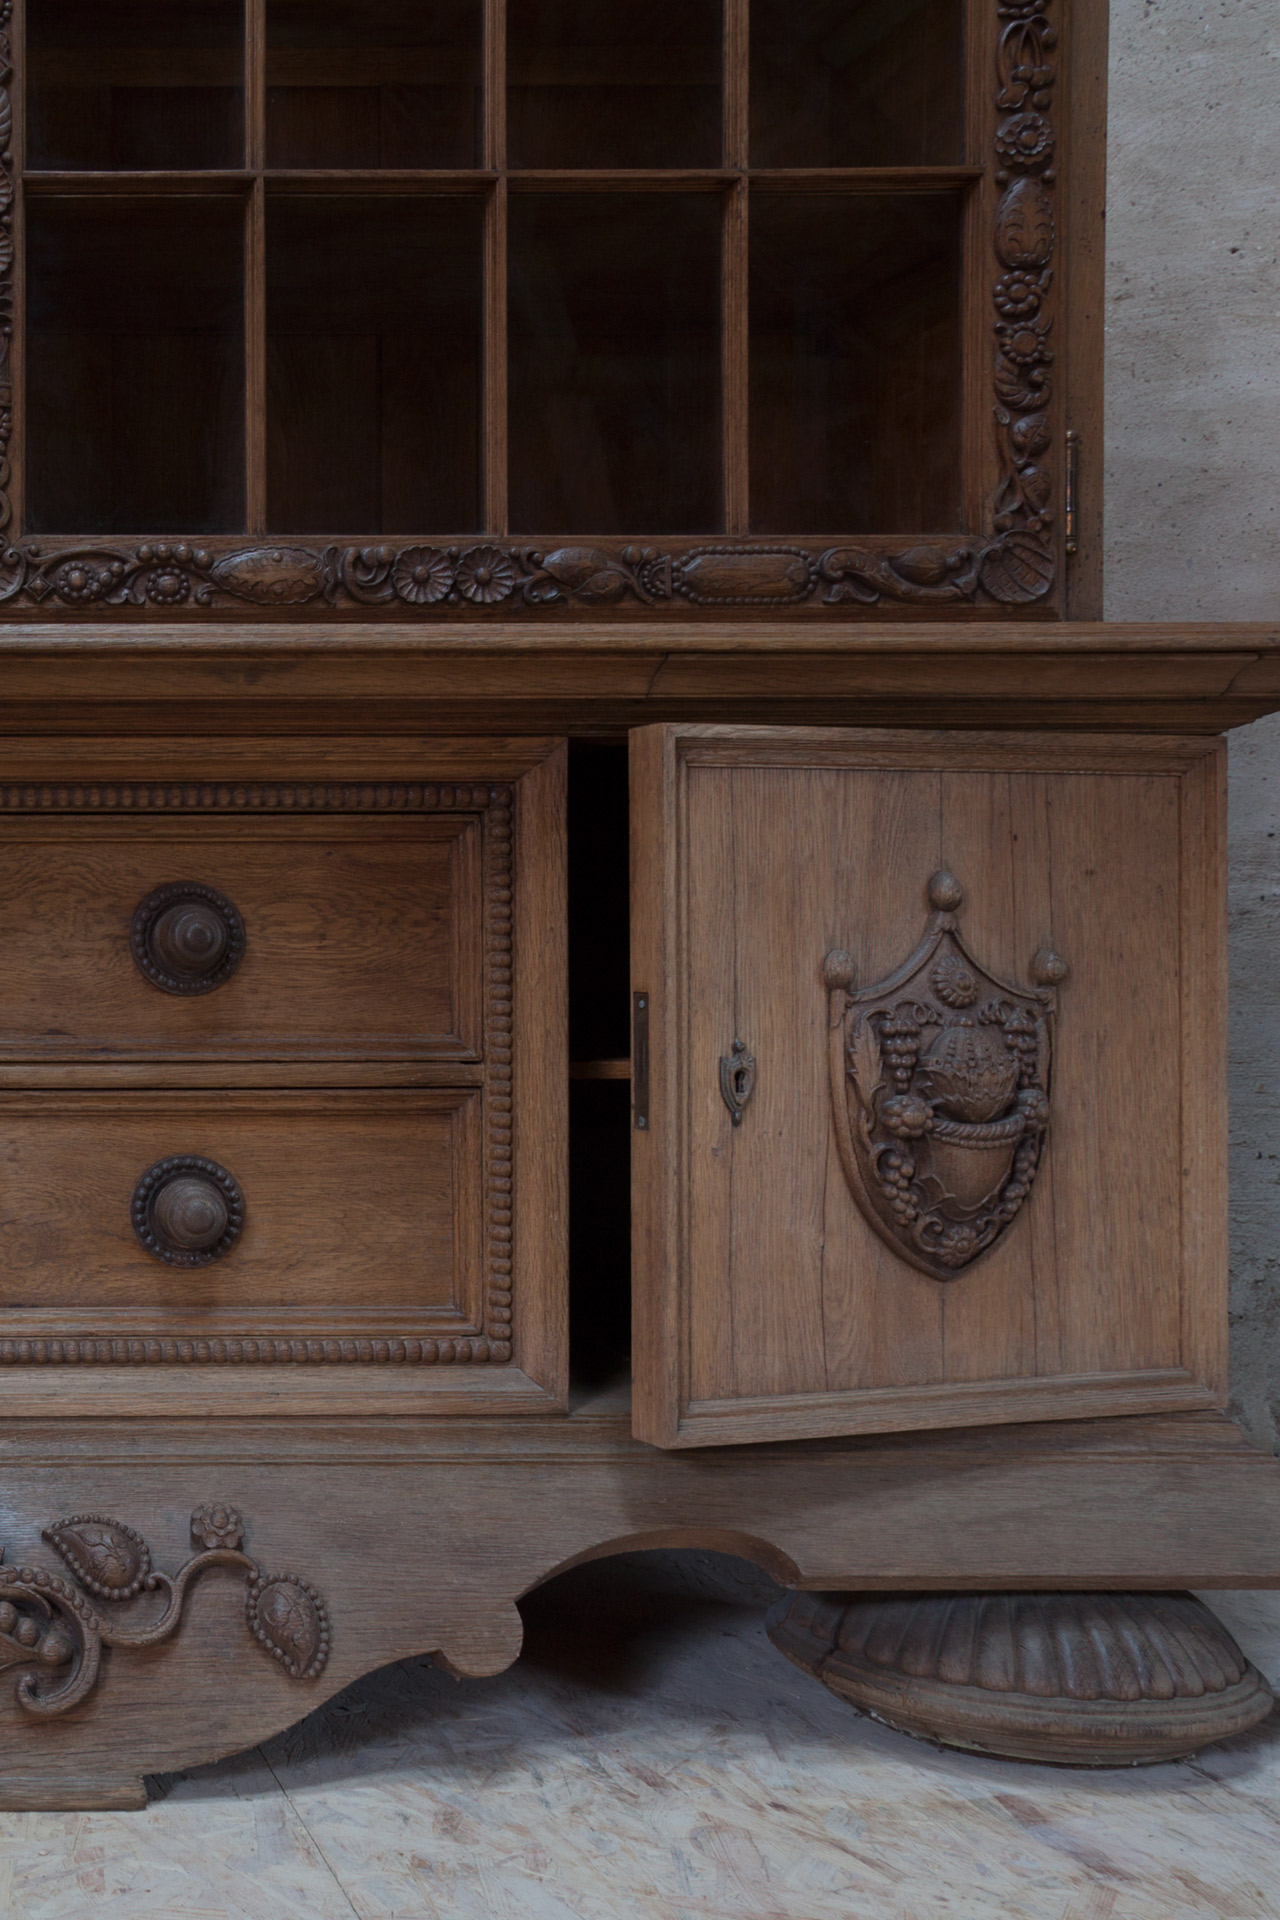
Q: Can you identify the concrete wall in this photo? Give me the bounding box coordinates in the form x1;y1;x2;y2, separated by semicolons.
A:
1105;0;1280;1445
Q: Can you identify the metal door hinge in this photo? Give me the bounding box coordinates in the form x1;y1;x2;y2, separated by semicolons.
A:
633;992;650;1130
1065;429;1080;556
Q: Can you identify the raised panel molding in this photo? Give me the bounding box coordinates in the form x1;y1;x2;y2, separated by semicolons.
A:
0;781;516;1367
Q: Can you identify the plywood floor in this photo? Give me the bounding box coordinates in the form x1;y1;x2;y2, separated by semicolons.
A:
3;1556;1278;1919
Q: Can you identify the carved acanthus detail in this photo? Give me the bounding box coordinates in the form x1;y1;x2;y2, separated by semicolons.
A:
0;1505;328;1720
824;872;1067;1280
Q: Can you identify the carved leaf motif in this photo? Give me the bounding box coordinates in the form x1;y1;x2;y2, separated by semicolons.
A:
996;20;1049;106
1010;412;1052;459
209;548;323;606
0;93;10;150
995;178;1055;269
538;548;634;603
978;531;1055;604
1019;464;1052;513
43;1517;152;1599
995;359;1052;413
888;547;959;588
246;1575;330;1679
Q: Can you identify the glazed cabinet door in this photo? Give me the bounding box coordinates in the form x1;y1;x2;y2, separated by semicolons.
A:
630;725;1226;1449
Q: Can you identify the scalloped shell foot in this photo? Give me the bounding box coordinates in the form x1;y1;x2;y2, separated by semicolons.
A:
767;1590;1275;1766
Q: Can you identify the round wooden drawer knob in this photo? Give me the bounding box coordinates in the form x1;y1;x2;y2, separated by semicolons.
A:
132;1156;245;1266
131;883;245;995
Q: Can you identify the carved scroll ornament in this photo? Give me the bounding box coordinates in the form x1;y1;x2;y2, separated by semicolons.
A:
824;872;1067;1279
0;1504;329;1719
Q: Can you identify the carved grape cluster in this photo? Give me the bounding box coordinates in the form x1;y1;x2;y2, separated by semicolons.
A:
880;1009;921;1089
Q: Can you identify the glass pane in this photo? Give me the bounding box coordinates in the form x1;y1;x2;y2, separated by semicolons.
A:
749;194;961;532
750;0;963;168
26;0;244;171
266;196;482;533
26;197;245;534
508;0;721;169
266;0;481;168
509;195;721;533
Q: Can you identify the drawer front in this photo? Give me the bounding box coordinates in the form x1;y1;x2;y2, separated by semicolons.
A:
0;789;500;1061
0;1089;506;1359
0;745;567;1411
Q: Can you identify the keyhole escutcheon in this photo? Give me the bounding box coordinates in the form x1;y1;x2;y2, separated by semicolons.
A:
719;1038;756;1127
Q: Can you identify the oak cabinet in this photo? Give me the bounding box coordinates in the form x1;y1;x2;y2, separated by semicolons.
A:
0;0;1278;1809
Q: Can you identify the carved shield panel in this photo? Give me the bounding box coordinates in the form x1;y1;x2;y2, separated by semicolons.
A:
824;871;1067;1280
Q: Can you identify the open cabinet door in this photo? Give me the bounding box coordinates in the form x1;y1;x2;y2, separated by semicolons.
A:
629;725;1227;1449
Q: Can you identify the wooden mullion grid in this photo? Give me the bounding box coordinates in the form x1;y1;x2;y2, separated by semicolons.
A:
483;0;508;535
263;171;498;193
244;0;267;532
722;0;750;534
18;166;985;198
22;171;257;194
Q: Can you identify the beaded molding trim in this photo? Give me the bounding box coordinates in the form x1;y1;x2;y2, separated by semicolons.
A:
0;781;516;1365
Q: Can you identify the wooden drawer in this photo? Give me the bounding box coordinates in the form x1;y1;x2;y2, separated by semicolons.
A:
0;790;500;1063
0;742;567;1413
0;1088;508;1360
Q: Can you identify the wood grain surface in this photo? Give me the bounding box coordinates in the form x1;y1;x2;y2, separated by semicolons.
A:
0;1406;1275;1805
632;725;1225;1447
0;813;484;1061
0;735;569;1414
0;1088;479;1320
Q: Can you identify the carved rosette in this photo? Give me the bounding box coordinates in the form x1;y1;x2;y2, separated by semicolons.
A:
824;871;1067;1279
0;1505;332;1721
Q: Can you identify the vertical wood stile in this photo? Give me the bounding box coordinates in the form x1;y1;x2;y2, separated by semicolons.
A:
8;0;26;537
960;0;997;535
244;0;267;531
722;0;750;533
483;0;508;534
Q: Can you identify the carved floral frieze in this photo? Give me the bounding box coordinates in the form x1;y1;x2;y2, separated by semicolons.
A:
991;0;1058;583
0;1504;328;1720
0;532;1054;613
